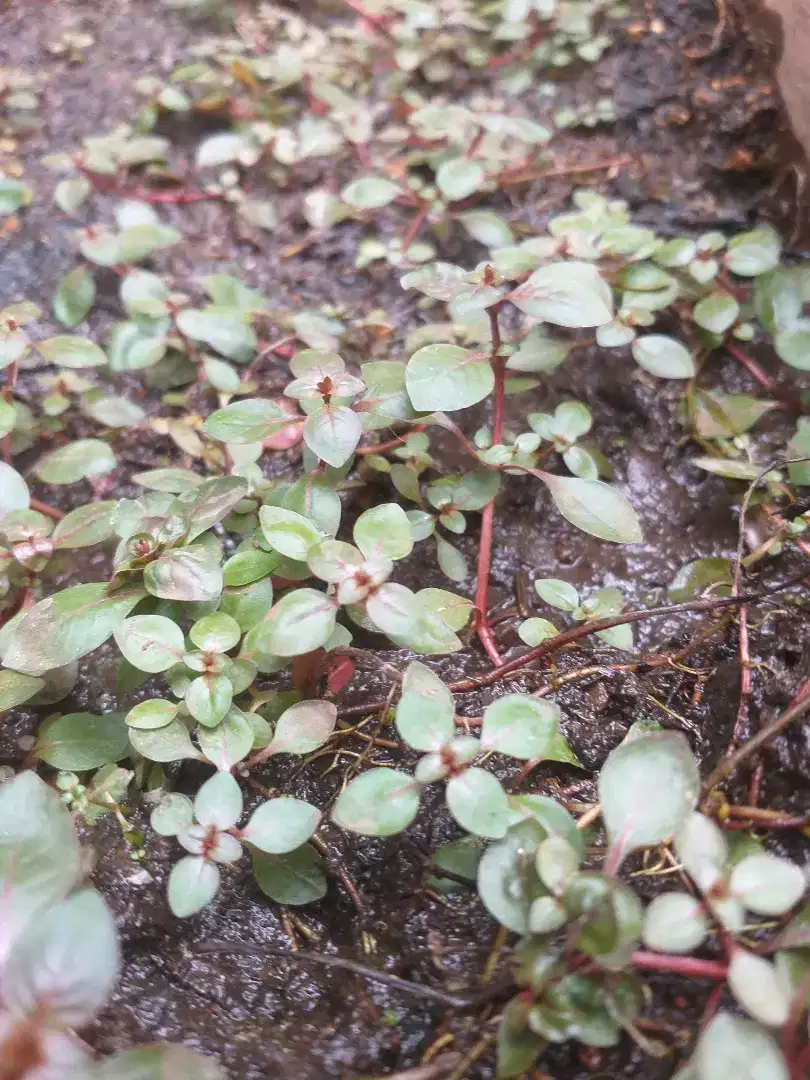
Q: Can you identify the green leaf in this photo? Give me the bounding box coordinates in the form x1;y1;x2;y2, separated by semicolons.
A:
775;321;810;370
510;262;613;328
242;797;322;853
167;475;248;542
54;176;91;214
190;612;241;653
252;844;328;905
690;456;764;481
50;502;116;550
107;320;168;372
252;588;337;657
144;546;223;603
480;695;559;760
436;158;485;201
428;836;483;894
518;618;559;647
150;793;194;836
116;224;181;264
497;999;547;1078
3;888;119;1026
354;503;413;561
2;583;145;676
0;177;32;216
342;176;401;209
53;267;96;328
667;558;732;603
477;820;545;932
458;210;514;248
396;660;455;751
85;390;144;427
675;812;728;892
788;419;810;485
642;892;708;954
598;731;700;866
446;767;512;839
129;719;199;763
115;615;185;673
631;335;695;378
303;404;361;467
203;398;295;445
697;1012;788;1080
540;474;643;543
176;306;256;363
260;505;321;561
693;292;739;334
436;534;467;581
725;228;781;277
36;711;130;770
0;668;45;710
198;706;254;770
534;578;579;611
0;772;81;958
728;949;790;1027
729;853;806;916
98;1046;225;1080
194;771;243;829
120;270;170;318
366;582;462;654
34;438;116;483
266;699;337;755
126;698;178;730
168;855;220;917
406;343;494;411
0;461;30;516
222;548;278;587
186;673;233;728
221;577;274;633
332;767;421;836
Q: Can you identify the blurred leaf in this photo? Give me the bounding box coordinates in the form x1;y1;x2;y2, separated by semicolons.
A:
53;267;96;327
35;438;116;483
36;711;130;770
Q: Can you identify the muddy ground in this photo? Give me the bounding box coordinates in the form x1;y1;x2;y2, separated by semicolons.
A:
2;0;810;1076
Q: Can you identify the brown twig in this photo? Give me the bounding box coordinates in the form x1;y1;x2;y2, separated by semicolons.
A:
337;575;807;717
197;942;492;1008
27;497;64;521
499;154;633;187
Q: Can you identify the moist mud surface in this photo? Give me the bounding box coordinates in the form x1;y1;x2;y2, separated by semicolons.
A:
2;0;809;1076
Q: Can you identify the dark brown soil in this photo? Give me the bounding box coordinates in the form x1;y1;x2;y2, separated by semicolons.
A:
2;1;810;1077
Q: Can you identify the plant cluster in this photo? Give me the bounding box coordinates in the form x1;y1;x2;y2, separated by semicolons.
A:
0;770;223;1079
3;0;810;1077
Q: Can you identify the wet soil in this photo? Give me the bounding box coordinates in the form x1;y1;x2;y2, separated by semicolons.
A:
2;0;810;1077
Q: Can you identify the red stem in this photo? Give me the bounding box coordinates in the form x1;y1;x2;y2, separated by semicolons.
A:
28;497;64;522
475;307;506;667
355;424;428;456
631;951;727;980
400;204;429;256
726;341;805;411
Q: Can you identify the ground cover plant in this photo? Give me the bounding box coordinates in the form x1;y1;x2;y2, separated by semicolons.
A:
2;0;810;1077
